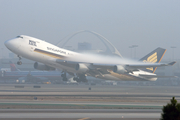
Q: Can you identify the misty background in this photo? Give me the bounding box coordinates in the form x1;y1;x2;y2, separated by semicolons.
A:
0;0;180;61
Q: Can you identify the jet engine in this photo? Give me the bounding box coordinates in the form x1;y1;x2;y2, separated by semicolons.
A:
75;63;89;73
113;65;127;74
34;62;55;71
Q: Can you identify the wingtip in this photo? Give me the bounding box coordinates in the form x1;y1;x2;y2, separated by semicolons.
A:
168;61;176;66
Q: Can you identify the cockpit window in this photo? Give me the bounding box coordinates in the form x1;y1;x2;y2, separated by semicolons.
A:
16;36;23;39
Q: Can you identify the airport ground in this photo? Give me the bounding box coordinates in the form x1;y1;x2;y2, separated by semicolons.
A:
0;83;179;120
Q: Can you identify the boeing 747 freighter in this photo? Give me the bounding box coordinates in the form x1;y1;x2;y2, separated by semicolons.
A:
4;35;176;82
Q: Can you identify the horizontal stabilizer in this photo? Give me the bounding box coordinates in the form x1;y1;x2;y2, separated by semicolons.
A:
126;61;176;69
167;61;176;66
139;74;178;78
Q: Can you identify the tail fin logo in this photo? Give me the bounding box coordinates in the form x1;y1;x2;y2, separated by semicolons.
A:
143;52;157;71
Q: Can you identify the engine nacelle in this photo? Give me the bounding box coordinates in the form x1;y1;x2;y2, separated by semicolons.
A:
34;62;55;71
75;63;89;73
113;65;127;74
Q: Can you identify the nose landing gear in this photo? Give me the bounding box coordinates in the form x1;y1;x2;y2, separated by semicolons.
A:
17;55;22;65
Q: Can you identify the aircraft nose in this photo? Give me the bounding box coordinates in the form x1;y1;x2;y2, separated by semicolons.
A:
4;40;10;48
4;38;19;51
4;39;11;49
4;39;13;50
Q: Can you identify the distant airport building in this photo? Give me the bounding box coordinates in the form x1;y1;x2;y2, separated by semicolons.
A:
77;42;104;54
64;46;74;51
78;42;92;50
57;30;122;57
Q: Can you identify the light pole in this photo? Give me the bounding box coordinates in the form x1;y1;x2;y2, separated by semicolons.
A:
1;48;3;59
129;45;138;59
129;46;133;58
171;46;176;60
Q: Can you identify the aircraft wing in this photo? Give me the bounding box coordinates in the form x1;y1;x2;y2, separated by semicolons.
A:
92;61;176;68
91;61;176;74
56;58;176;74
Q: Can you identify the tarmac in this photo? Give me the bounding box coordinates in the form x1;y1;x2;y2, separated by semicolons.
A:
0;84;178;119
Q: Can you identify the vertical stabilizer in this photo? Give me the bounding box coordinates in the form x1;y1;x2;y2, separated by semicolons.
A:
9;61;20;71
139;47;166;73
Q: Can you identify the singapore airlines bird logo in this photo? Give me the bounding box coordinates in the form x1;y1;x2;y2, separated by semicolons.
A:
143;52;157;71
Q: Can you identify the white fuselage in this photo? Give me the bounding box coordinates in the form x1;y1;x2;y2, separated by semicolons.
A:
4;35;157;81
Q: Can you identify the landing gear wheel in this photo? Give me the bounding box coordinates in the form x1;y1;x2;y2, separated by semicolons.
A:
17;55;22;65
63;77;67;81
74;74;87;83
73;77;79;82
17;61;22;65
79;74;87;82
61;72;67;81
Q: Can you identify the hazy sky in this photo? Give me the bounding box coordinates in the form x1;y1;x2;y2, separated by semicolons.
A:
0;0;180;61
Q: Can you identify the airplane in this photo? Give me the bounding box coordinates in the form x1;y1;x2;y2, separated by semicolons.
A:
0;61;62;84
4;35;176;82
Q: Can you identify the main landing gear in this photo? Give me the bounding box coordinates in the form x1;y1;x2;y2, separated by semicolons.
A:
17;55;22;65
61;72;67;81
73;74;88;83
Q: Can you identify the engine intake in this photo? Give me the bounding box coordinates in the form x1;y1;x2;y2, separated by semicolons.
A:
113;65;127;74
34;62;55;71
75;63;89;73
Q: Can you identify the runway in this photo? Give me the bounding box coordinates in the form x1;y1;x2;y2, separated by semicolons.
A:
0;84;178;119
0;84;179;97
0;109;161;119
0;101;163;109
